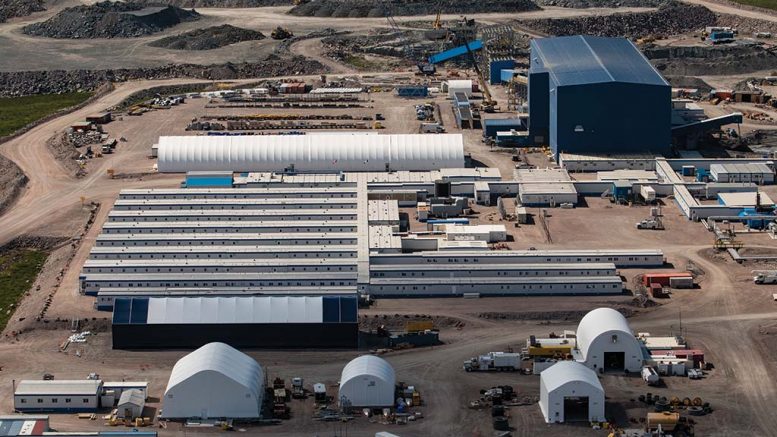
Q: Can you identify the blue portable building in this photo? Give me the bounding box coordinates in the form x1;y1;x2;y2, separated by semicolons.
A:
184;171;233;188
528;36;671;159
397;86;429;98
489;59;516;85
483;118;526;140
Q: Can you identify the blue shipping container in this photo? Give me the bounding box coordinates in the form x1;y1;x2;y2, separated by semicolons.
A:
490;59;515;85
397;86;428;98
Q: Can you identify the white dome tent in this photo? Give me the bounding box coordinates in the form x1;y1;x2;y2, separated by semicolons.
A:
338;355;396;408
156;134;466;173
161;342;264;419
574;308;644;373
539;361;605;423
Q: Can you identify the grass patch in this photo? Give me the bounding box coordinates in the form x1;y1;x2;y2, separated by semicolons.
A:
0;249;47;332
729;0;777;10
0;92;93;137
343;55;384;71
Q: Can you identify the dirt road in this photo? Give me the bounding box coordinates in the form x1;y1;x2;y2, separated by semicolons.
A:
683;0;777;21
289;37;356;74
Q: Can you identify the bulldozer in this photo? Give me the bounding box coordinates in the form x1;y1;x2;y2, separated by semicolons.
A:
271;27;294;40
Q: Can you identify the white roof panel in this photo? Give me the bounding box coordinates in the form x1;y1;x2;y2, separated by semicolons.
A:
146;297;325;324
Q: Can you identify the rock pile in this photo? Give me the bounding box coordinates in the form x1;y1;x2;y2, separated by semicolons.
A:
0;56;326;97
535;0;662;7
645;44;777;76
715;13;777;36
0;0;44;23
518;2;715;38
149;24;265;50
133;0;288;6
22;1;200;39
290;0;540;18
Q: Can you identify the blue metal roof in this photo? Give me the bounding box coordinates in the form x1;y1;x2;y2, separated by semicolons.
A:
532;36;668;87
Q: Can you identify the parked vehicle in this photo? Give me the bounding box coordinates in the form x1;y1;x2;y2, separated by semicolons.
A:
754;272;777;284
463;352;521;372
642;366;660;386
420;122;445;133
636;219;661;230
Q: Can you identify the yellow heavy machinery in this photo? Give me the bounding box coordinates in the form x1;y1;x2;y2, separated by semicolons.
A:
271;27;294;40
405;320;434;333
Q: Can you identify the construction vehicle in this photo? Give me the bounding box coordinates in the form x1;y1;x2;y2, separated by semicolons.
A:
753;271;777;284
291;377;305;399
271;27;293;40
425;11;448;40
646;412;695;435
457;35;496;112
463;352;521;372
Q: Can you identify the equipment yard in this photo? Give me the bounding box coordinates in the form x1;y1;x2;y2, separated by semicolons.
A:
1;0;777;436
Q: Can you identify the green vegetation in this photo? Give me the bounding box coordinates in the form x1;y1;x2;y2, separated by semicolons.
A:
0;92;93;137
343;55;384;71
729;0;777;11
0;249;47;331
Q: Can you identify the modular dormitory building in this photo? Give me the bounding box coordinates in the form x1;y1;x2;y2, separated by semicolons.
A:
14;381;103;412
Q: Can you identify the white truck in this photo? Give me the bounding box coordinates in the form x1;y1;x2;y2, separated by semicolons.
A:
420;122;445;133
641;366;660;386
636;219;662;230
463;352;521;372
753;271;777;284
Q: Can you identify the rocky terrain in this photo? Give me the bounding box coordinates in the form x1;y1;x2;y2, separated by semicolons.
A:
715;12;777;36
517;2;715;38
535;0;663;7
0;56;326;97
149;24;265;50
664;75;714;94
0;156;27;217
22;1;200;39
290;0;540;18
645;44;777;76
133;0;288;6
0;0;44;23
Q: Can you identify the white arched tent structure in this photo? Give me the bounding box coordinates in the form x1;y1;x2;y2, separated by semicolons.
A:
574;308;644;372
338;355;396;408
162;342;264;419
157;134;466;173
540;361;605;423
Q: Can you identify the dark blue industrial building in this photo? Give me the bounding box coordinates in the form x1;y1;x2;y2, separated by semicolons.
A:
528;36;672;158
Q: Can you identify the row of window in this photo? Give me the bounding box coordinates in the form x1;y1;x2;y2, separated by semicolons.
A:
373;284;621;291
89;266;355;273
86;281;355;288
420;256;656;263
120;194;355;200
19;397;90;404
91;253;357;259
110;216;355;222
104;227;357;234
117;205;354;210
99;240;356;246
373;270;612;277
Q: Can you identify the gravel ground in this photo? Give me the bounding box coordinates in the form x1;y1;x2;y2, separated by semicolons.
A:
149;24;265;50
646;44;777;76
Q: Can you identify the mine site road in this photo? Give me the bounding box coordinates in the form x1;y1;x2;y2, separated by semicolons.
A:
682;0;777;22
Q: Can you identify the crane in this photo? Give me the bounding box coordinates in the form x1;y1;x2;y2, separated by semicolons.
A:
459;35;495;112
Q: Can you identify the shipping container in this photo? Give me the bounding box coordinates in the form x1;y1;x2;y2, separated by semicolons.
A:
642;272;692;287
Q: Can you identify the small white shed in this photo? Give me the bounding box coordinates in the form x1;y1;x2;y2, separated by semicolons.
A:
447;80;473;99
117;389;145;420
539;361;605;423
